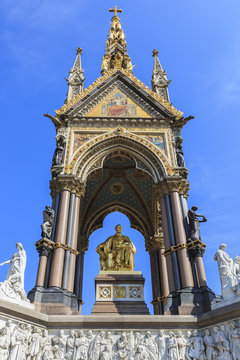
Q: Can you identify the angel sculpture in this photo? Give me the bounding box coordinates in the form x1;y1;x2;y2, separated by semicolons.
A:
41;206;55;240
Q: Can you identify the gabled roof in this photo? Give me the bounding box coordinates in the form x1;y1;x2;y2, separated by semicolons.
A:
55;69;183;119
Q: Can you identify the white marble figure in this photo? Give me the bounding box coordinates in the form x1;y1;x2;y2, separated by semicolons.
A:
75;331;89;360
65;330;76;360
134;345;149;360
155;330;166;360
41;329;54;360
9;322;28;360
176;331;187;360
99;344;113;360
214;243;240;300
230;321;240;360
52;329;66;359
167;332;179;360
0;243;30;305
142;331;157;360
135;332;144;349
188;330;204;360
217;339;232;360
0;326;10;359
27;327;42;360
116;332;129;359
203;329;218;360
88;330;106;360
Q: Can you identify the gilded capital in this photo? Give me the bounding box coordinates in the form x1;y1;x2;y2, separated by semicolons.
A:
157;178;189;198
146;235;164;253
50;176;85;198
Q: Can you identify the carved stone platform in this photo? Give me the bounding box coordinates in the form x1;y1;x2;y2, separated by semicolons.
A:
91;271;150;315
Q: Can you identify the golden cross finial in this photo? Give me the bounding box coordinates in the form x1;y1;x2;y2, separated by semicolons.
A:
76;47;83;55
109;5;122;17
152;49;159;57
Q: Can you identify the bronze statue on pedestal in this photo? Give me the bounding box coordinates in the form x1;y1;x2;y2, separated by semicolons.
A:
96;225;136;271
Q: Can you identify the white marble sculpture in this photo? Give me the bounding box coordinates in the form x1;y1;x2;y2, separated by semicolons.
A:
167;332;178;359
188;330;204;360
0;319;240;360
214;243;240;300
0;243;33;308
176;331;187;360
155;330;167;360
203;329;218;360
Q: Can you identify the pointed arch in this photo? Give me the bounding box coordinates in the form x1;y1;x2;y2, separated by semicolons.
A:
71;130;171;182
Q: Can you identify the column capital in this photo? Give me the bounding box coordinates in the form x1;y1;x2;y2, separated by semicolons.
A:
146;235;164;253
157;178;189;198
50;175;85;198
35;238;55;257
188;240;206;258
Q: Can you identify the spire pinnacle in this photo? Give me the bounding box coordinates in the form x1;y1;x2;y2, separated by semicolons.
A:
109;5;122;17
76;47;83;55
101;7;133;75
66;47;85;102
151;49;171;102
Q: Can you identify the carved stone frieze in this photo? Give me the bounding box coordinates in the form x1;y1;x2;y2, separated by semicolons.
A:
69;116;171;129
0;316;240;360
50;175;85;198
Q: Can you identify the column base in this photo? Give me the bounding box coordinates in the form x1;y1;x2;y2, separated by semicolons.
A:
164;286;215;315
28;286;80;315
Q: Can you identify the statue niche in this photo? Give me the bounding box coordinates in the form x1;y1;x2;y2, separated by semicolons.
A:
96;224;136;271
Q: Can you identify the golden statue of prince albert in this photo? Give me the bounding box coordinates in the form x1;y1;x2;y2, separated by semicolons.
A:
96;225;136;271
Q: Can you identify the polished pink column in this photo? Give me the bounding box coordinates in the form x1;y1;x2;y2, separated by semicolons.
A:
67;196;81;292
49;191;70;288
160;197;176;292
36;256;47;287
170;192;194;288
195;256;207;287
157;248;170;301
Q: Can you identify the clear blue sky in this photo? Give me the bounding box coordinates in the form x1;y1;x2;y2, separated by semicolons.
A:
0;0;240;315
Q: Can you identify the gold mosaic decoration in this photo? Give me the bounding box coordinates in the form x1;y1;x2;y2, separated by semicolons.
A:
114;286;126;299
85;89;151;118
98;286;112;299
55;69;183;119
73;134;95;151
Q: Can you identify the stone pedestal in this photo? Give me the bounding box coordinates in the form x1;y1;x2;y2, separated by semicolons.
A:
28;286;79;315
91;271;150;315
164;286;215;315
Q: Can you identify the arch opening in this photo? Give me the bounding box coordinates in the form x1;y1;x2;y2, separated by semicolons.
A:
81;212;152;315
78;151;155;248
73;133;168;182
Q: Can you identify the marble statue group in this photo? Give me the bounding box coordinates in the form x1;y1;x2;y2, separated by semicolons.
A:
0;319;240;360
214;243;240;300
0;243;30;305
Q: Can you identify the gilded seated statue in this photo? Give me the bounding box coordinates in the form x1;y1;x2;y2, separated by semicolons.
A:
96;225;136;271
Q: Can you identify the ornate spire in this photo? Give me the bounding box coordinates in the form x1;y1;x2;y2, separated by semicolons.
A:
151;49;171;102
101;6;133;75
66;47;85;102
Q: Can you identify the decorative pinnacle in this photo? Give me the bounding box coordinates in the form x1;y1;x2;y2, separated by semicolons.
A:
109;5;122;17
152;49;159;57
76;47;83;55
